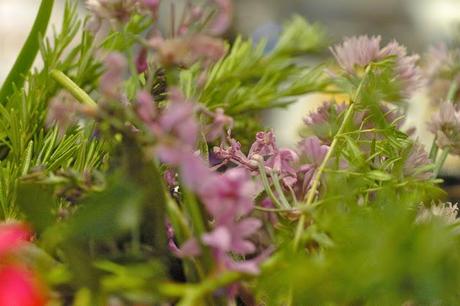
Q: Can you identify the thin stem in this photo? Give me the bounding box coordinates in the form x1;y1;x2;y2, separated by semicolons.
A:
270;172;291;209
293;65;371;250
257;160;285;209
434;149;449;178
50;69;97;106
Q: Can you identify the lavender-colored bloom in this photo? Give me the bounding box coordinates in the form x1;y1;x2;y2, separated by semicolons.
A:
330;35;382;74
428;101;460;154
331;35;423;98
86;0;138;31
298;136;329;166
213;138;257;171
158;89;198;147
46;91;81;136
378;40;424;98
150;35;226;68
248;130;278;159
136;48;148;74
199;168;256;225
205;108;234;141
208;0;233;35
265;148;299;186
100;52;127;100
403;142;432;180
136;90;156;123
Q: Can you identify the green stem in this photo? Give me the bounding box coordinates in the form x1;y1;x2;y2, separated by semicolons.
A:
293;65;371;250
50;70;97;106
0;0;55;103
434;149;449;178
447;82;458;102
257;160;286;208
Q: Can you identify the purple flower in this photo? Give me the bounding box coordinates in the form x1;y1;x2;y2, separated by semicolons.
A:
403;142;431;180
248;130;278;159
150;35;226;68
136;48;148;74
428;101;460;154
330;35;382;74
198;168;256;225
331;35;423;98
298;136;329;166
265;148;299;186
100;52;127;100
139;0;160;15
205;108;234;141
86;0;138;31
136;90;156;123
158;89;198;147
213;138;257;170
208;0;233;35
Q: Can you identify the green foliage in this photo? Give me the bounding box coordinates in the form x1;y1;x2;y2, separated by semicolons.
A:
180;16;330;115
257;203;460;305
0;2;103;219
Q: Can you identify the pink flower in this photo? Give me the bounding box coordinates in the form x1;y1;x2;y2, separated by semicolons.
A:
205;108;233;141
150;35;226;68
0;265;47;306
100;53;127;99
403;142;431;180
428;101;460;154
331;35;423;98
208;0;233;35
136;48;148;74
248;131;277;159
330;35;382;74
158;89;198;147
0;223;32;257
199;168;255;225
265;148;299;186
298;136;329;166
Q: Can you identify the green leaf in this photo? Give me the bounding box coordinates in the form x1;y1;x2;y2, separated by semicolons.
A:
0;0;55;103
67;172;143;241
366;170;393;181
16;182;56;232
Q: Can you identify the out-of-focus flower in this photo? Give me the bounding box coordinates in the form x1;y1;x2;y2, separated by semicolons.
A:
150;35;226;68
86;0;139;31
331;35;423;98
139;0;160;15
208;0;233;35
158;89;198;147
0;222;32;257
416;202;459;225
46;91;80;136
0;265;47;306
135;90;156;124
428;101;460;154
100;53;127;100
205;108;233;141
199;168;255;225
424;43;460;105
403;142;432;180
295;136;329;198
136;48;148;74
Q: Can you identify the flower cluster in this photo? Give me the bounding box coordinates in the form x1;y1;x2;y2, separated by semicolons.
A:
428;101;460;154
331;35;423;99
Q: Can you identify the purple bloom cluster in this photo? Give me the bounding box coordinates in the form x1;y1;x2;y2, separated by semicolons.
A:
428;101;460;155
331;35;423;98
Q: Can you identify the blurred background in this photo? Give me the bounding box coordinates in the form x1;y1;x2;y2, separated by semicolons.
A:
1;0;460;182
